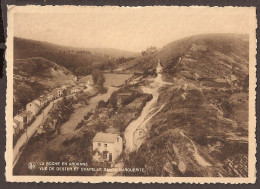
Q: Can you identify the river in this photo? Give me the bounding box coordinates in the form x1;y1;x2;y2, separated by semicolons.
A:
61;73;132;134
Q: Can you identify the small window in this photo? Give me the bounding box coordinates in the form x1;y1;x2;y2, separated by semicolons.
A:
98;143;101;146
104;153;107;159
104;144;107;148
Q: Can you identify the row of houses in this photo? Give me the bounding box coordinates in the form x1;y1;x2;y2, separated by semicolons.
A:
13;85;82;138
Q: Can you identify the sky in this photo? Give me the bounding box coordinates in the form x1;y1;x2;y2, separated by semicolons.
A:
12;6;254;52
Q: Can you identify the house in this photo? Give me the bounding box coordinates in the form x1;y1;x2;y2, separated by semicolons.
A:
26;100;41;116
14;111;33;129
46;94;54;101
79;83;88;88
24;111;33;124
116;92;132;107
39;97;48;106
14;112;27;128
117;92;132;99
85;75;94;85
34;99;43;107
13;120;21;137
36;125;45;135
52;88;63;98
61;85;67;90
92;132;123;162
65;87;72;95
71;87;79;94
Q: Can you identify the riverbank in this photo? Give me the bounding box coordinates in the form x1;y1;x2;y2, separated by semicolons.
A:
13;73;132;175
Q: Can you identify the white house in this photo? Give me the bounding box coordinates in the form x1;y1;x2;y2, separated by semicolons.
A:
39;97;48;106
71;87;80;94
61;85;68;90
52;88;63;98
85;75;94;85
13;119;21;137
14;111;33;129
47;94;54;101
26;101;41;116
92;132;123;162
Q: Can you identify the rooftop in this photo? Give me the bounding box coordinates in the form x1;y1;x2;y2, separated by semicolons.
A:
19;111;32;117
93;132;119;143
31;101;41;108
13;119;20;125
39;97;48;101
117;92;132;96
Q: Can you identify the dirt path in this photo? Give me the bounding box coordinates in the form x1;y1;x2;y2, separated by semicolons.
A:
180;131;212;167
124;60;171;152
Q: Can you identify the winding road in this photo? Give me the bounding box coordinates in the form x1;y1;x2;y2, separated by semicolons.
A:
124;61;171;152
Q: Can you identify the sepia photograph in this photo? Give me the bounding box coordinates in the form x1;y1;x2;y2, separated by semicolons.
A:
5;6;257;183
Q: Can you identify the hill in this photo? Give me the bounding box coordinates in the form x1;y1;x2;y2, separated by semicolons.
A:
13;57;77;115
14;37;138;76
116;33;248;76
122;34;249;177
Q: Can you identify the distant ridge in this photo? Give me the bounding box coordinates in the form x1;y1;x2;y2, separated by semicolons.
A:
14;37;140;58
116;33;249;76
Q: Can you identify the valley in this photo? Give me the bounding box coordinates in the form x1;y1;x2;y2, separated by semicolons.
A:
13;34;249;177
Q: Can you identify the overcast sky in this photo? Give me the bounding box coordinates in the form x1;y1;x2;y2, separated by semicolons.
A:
13;6;254;52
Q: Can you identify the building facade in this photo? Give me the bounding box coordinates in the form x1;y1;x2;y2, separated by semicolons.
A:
13;110;33;129
26;101;40;116
92;132;123;162
52;88;63;98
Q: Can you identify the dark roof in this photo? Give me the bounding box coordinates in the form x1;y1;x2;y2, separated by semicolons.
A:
13;120;20;125
117;93;132;96
19;111;32;117
93;132;118;143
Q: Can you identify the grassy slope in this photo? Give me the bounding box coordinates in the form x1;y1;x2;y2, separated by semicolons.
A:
123;34;249;177
117;34;248;76
13;57;77;115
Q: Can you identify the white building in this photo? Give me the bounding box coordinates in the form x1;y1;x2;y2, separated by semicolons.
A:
61;85;67;90
71;87;80;94
14;111;33;129
52;88;63;98
47;94;54;101
26;100;41;116
13;119;21;137
39;97;48;106
92;132;123;162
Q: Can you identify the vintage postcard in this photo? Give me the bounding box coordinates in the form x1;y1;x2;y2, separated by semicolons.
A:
5;6;257;183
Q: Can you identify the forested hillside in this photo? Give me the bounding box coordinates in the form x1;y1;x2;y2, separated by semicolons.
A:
13;57;77;115
14;37;137;76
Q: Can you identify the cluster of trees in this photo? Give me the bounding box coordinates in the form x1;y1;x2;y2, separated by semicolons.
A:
48;97;74;135
13;79;47;115
14;38;110;76
14;38;139;76
141;46;157;56
115;56;136;64
91;69;108;93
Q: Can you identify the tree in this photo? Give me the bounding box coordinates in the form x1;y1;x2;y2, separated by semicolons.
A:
91;69;105;91
98;100;107;108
